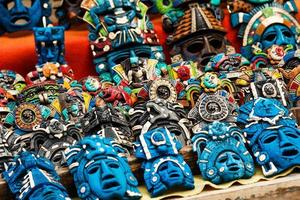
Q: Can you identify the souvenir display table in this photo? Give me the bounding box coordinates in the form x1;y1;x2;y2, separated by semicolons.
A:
2;0;300;200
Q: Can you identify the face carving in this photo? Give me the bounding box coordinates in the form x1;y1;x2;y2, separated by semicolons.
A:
192;122;255;184
178;32;227;69
65;135;141;200
215;151;246;182
34;26;65;65
135;128;194;197
0;0;50;33
261;24;296;51
238;98;300;176
230;2;300;62
258;125;300;167
85;158;127;198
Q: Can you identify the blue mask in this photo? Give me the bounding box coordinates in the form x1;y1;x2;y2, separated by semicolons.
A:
192;121;255;184
65;135;141;200
0;0;51;34
33;26;66;65
230;1;300;61
261;24;296;51
2;151;70;200
135;127;194;197
237;98;300;176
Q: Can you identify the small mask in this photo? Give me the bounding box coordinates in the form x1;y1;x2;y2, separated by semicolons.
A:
65;135;141;200
135;127;194;197
3;151;70;200
238;98;300;176
0;0;51;34
34;26;66;65
188;89;239;132
192;121;255;184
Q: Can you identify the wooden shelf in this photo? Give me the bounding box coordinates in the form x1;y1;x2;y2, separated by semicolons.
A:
175;173;300;200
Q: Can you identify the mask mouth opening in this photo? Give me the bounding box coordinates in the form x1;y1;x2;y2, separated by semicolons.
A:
282;148;299;157
102;179;120;190
228;166;241;172
11;16;30;26
169;172;180;178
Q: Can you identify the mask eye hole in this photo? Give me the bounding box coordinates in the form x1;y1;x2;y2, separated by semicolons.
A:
114;56;128;64
283;30;292;38
159;163;168;171
6;0;15;10
264;33;276;42
263;135;277;144
22;0;32;8
232;154;240;160
108;162;119;169
218;156;227;163
136;51;151;58
286;132;298;139
186;42;203;54
210;39;223;49
88;166;99;174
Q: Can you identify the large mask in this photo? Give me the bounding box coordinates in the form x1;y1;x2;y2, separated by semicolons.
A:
65;135;141;200
237;98;300;176
229;1;300;66
129;99;191;145
0;0;51;34
192;121;255;184
81;0;165;83
165;2;229;70
3;151;70;200
135;127;194;197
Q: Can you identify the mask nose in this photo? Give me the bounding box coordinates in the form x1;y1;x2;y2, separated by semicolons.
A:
46;48;55;59
130;50;138;65
100;161;115;180
226;154;237;166
200;37;216;66
278;130;294;147
275;31;287;46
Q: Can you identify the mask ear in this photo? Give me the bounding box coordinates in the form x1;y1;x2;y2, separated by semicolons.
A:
229;126;246;143
191;132;208;158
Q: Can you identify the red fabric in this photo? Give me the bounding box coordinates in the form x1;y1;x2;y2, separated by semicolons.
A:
1;4;300;80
